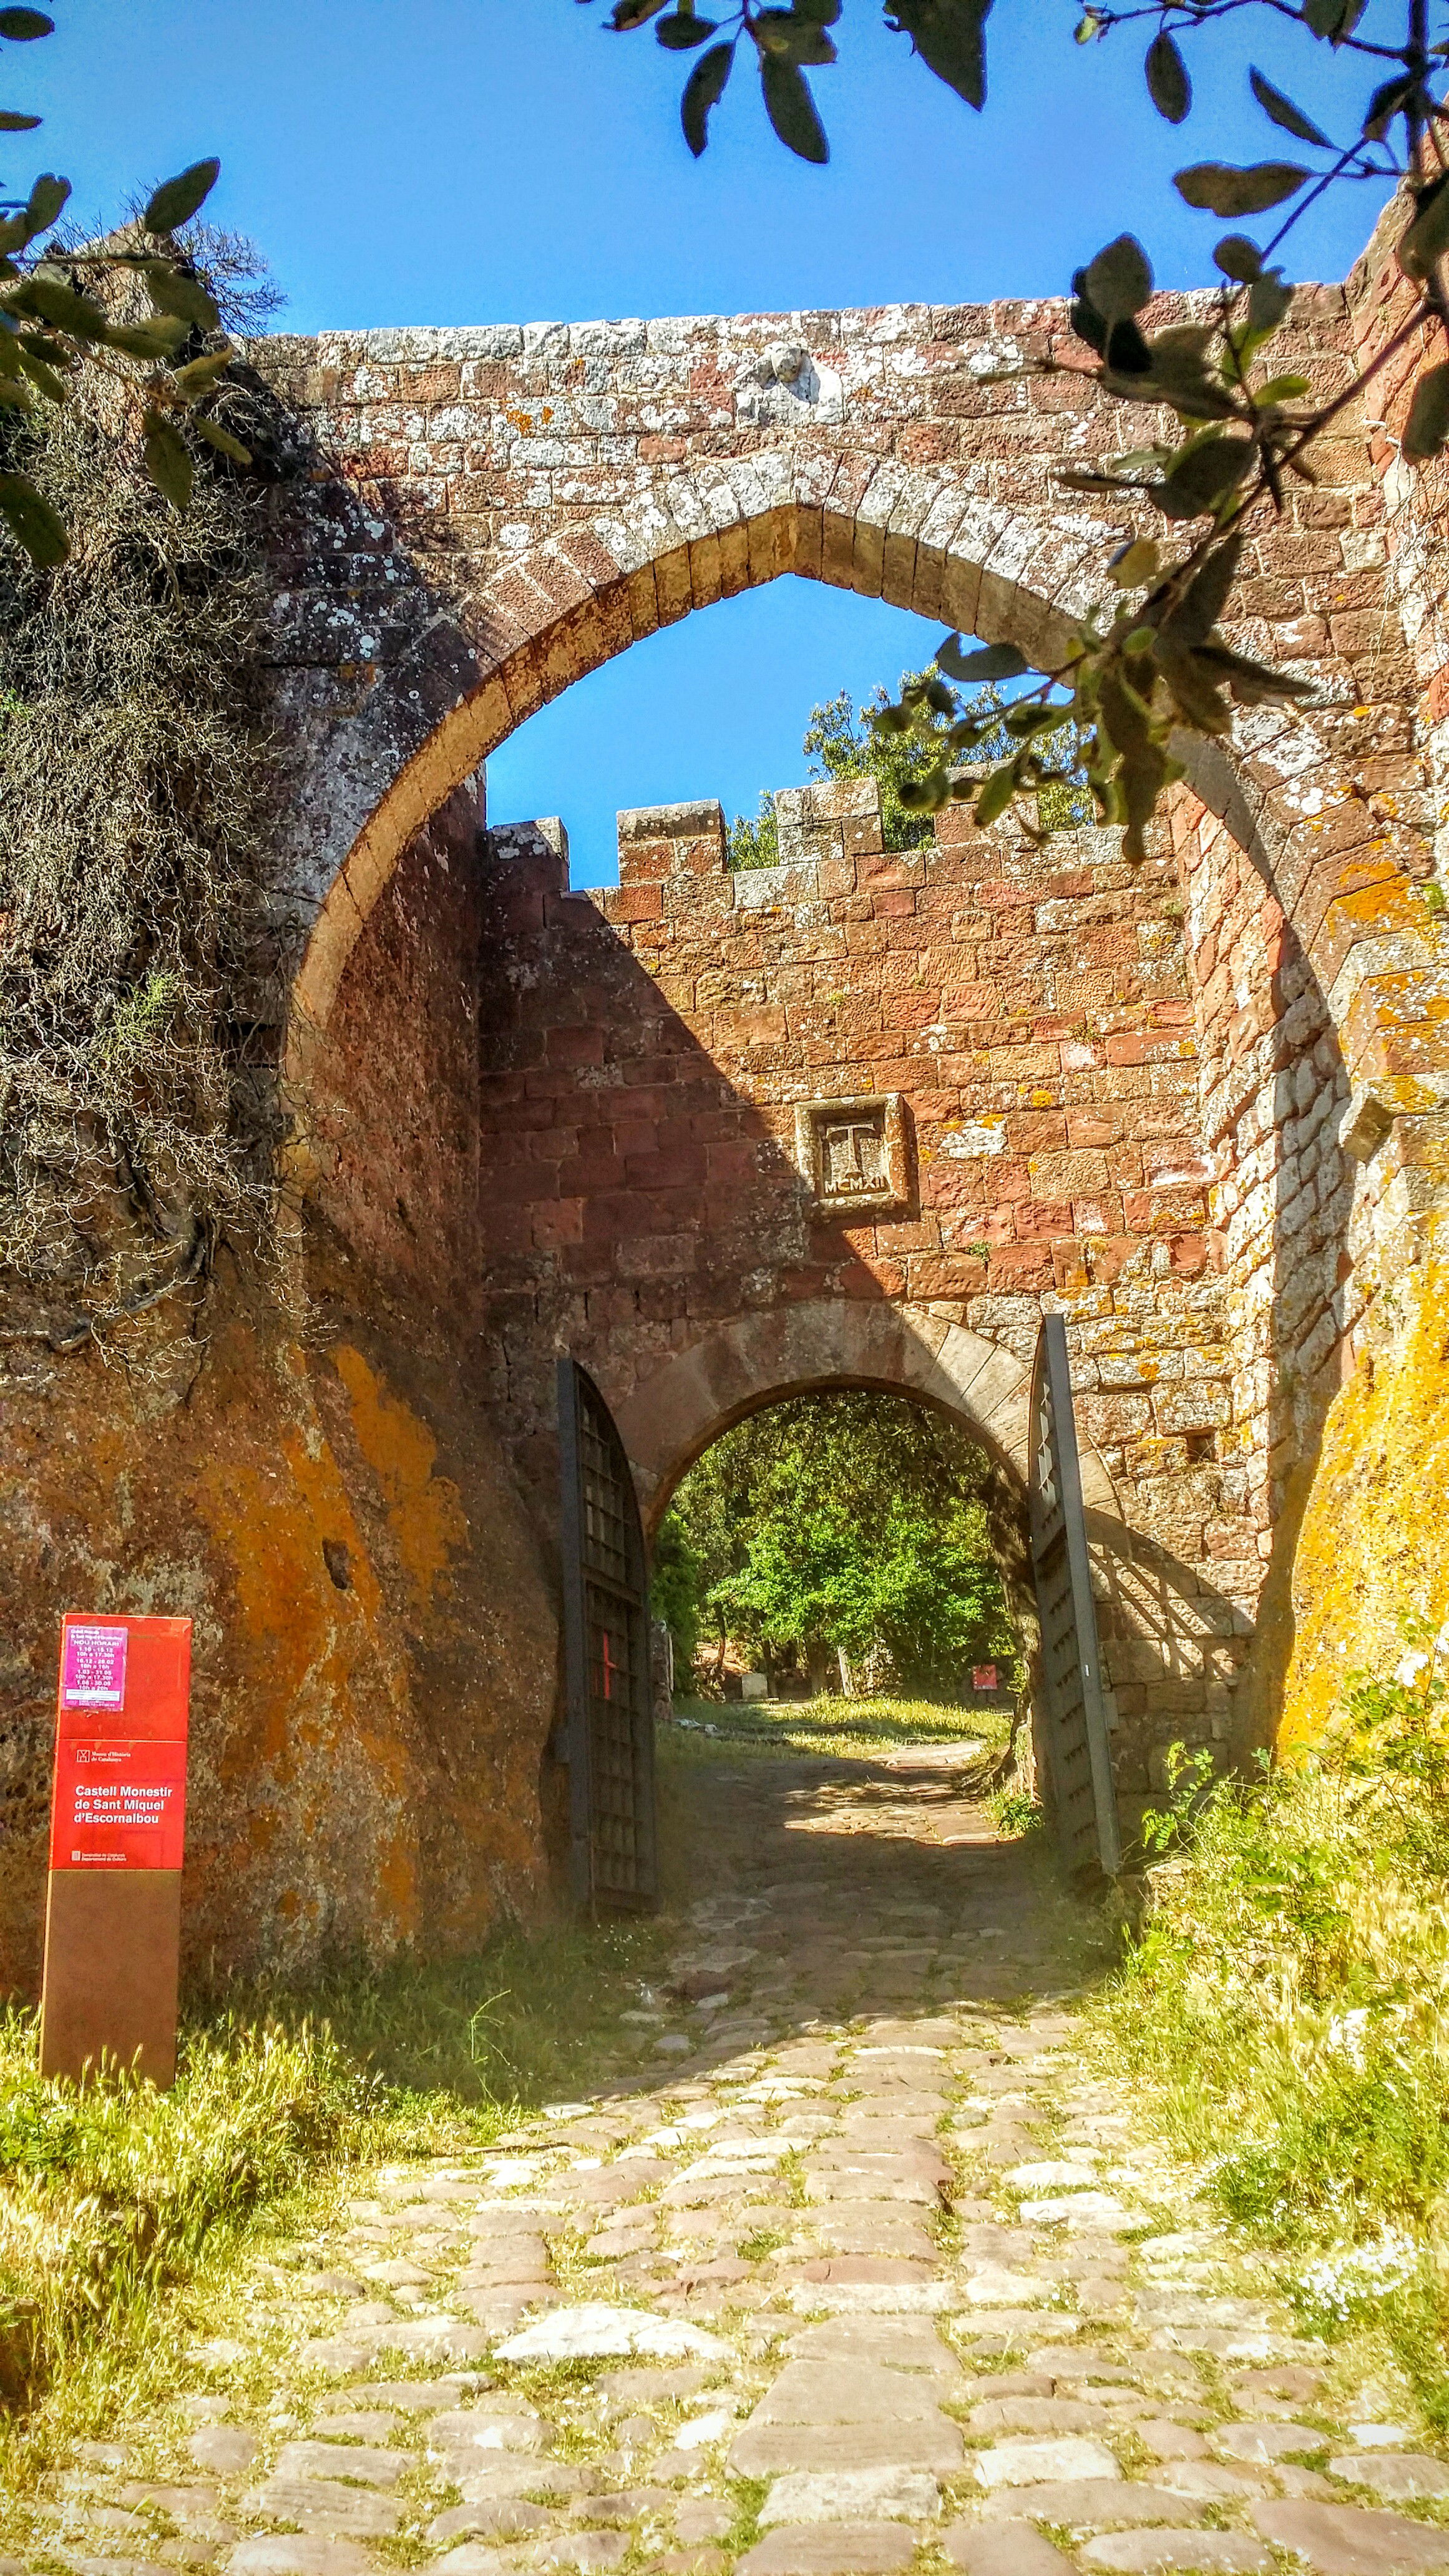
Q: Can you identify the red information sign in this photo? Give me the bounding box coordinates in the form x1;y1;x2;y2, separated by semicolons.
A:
49;1614;192;1874
972;1663;999;1692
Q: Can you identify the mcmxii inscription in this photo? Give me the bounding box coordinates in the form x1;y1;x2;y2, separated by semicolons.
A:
795;1093;909;1217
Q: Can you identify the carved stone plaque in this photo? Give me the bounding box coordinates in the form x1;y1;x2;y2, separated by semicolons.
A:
795;1093;909;1216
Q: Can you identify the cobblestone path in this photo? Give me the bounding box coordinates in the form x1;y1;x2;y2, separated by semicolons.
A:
24;1744;1449;2576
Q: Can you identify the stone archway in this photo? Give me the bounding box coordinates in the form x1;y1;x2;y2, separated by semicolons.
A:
610;1297;1110;1526
258;286;1440;1165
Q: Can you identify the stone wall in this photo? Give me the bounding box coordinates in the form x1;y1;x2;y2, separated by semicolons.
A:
455;777;1251;1805
0;791;560;2003
7;228;1449;1988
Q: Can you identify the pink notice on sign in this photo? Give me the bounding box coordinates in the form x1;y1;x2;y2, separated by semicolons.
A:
972;1664;998;1693
61;1623;129;1712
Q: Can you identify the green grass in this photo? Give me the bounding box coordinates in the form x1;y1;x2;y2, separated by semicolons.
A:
1086;1745;1449;2419
0;1910;673;2482
665;1690;1014;1762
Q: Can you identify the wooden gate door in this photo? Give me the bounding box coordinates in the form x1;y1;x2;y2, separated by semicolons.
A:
557;1358;658;1912
1027;1314;1121;1880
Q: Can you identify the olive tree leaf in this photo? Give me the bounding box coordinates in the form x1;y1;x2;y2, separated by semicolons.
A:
101;313;190;360
146;266;222;331
20;170;68;237
0;467;67;564
609;0;670;26
1145;30;1190;124
760;54;828;162
1362;72;1418;142
1176;161;1307;217
1139;326;1237;418
1154;638;1234;733
0;8;54;36
15;343;66;400
1195;640;1315;701
1156;431;1256;517
681;39;733;154
883;0;993;112
754;7;836;63
171;349;235;396
1120;735;1180;861
192;413;251;464
1214;233;1263;281
1247;270;1293;336
143;414;193;511
1159;530;1244;647
6;274;105;335
1301;0;1367;39
935;635;1028;683
1085;233;1153;321
0;111;40;129
1400;177;1449;281
656;11;718;44
974;763;1016;824
1403;363;1449;463
143;158;221;235
1249;67;1331;149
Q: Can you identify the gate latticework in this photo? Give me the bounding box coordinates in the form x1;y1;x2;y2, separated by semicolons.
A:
1028;1314;1121;1880
557;1358;657;1911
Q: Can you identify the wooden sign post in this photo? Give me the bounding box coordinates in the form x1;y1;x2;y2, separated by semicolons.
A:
39;1614;192;2087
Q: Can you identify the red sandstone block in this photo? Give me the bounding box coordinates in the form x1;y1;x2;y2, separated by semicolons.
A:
942;1206;1013;1249
1067;1108;1123;1148
875;1216;941;1255
1105;1032;1193;1066
1087;1234;1144;1286
1005;1110;1068;1153
491;890;547;934
870;888;917;918
841;1255;910;1298
547;1025;606;1066
1125;1187;1208;1231
905;1251;990;1299
603;884;665;924
985;1240;1055;1290
1169;1234;1209;1274
580;1188;668;1239
1015;1199;1075;1237
859;851;925;889
626;1145;709;1189
924;1168;986;1214
532;1199;584;1248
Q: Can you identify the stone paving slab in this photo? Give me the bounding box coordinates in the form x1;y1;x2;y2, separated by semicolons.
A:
1251;2503;1449;2574
737;2528;917;2575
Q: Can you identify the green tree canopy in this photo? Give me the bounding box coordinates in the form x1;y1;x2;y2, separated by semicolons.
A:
656;1388;1021;1696
728;668;1088;866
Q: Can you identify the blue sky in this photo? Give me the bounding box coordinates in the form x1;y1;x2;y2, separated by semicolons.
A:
23;2;1398;880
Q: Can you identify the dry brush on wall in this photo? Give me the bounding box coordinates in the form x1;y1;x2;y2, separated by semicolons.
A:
0;417;561;2002
0;386;282;1355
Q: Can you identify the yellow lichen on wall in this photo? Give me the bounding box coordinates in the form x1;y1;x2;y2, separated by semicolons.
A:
331;1342;469;1611
1281;1244;1449;1756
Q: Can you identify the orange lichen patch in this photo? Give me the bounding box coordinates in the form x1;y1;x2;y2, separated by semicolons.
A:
194;1451;342;1771
331;1343;469;1611
1281;1242;1449;1757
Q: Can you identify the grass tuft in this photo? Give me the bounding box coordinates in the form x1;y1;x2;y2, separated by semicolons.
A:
1088;1712;1449;2419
